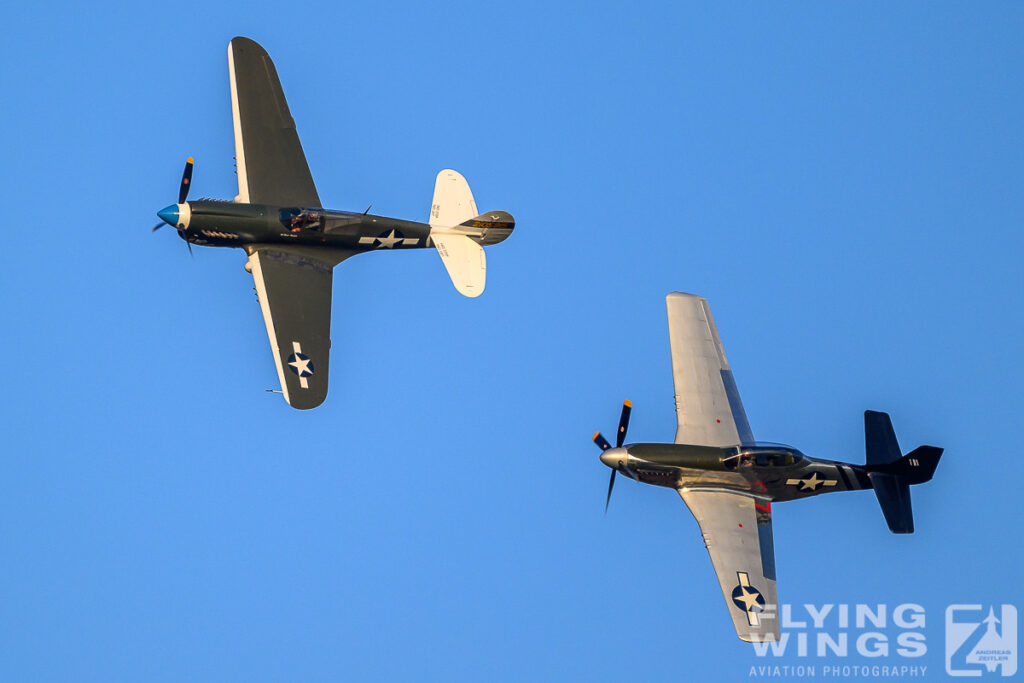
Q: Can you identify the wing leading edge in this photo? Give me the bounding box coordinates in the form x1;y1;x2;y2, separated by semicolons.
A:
678;489;779;642
666;292;754;447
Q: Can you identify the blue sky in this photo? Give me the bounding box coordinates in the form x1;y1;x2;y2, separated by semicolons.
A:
2;1;1022;680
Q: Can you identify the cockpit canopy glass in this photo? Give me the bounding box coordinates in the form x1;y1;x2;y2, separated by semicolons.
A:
280;207;324;232
721;444;806;470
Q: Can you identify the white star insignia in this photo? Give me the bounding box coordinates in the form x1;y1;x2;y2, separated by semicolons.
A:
786;472;838;491
289;354;313;377
735;586;763;611
375;230;403;248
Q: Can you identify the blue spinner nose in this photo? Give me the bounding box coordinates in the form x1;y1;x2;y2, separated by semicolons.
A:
157;205;180;227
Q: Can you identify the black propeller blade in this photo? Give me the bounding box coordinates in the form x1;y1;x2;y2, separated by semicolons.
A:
616;399;632;448
152;157;195;258
594;399;633;512
178;157;194;204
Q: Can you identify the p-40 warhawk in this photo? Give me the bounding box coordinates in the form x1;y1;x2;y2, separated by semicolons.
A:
153;37;514;409
592;293;942;642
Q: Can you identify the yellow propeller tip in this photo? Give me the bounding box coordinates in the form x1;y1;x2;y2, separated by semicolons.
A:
592;431;601;441
624;399;632;408
187;156;194;163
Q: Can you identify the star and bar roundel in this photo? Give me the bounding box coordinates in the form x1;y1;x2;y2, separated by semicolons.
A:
731;571;766;626
357;229;419;249
785;471;838;491
286;341;314;388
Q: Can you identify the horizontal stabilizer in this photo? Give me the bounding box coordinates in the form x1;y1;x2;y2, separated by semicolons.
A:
865;410;902;465
429;169;477;228
869;472;914;534
433;233;485;298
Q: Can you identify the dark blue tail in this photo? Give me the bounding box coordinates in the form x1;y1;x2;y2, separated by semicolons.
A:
864;411;943;534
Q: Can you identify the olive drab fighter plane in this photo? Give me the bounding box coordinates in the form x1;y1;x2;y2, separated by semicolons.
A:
592;293;942;642
153;37;514;409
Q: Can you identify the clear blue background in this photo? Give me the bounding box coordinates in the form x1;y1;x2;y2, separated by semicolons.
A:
2;2;1022;680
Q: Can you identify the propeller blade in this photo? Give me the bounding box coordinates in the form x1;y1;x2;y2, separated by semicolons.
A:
605;469;616;512
186;241;194;258
151;222;165;232
178;157;194;204
593;431;612;451
616;399;632;448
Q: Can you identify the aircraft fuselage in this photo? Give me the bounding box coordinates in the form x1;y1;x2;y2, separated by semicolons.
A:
601;443;876;503
160;200;437;253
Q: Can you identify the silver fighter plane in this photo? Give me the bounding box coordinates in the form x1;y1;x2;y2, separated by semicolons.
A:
593;292;942;642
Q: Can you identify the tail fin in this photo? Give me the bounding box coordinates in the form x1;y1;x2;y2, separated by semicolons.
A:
455;210;515;246
873;446;943;484
863;411;943;534
429;170;515;298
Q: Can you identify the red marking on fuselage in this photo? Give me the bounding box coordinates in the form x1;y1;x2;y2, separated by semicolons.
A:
755;502;771;513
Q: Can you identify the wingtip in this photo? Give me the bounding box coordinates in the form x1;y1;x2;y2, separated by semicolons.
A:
666;291;704;301
229;36;267;54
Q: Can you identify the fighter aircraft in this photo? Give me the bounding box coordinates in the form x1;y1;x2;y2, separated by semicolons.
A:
592;292;942;642
153;37;514;409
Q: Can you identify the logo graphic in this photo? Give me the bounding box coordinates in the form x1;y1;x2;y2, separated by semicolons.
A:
287;341;314;389
946;604;1017;676
732;572;766;626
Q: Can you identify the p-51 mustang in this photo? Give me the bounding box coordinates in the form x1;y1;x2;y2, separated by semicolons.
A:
593;293;942;642
154;37;514;409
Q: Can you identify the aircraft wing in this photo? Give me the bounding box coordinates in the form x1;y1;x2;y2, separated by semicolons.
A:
228;37;321;207
666;292;754;447
246;246;354;409
678;489;779;642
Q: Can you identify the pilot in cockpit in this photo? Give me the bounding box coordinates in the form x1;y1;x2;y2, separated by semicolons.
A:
283;208;323;233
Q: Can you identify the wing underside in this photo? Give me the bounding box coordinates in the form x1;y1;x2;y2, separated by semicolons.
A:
229;37;321;207
666;292;754;447
677;489;779;642
247;246;352;409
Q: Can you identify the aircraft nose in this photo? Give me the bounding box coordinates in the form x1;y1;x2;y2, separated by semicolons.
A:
157;205;180;227
600;447;628;469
